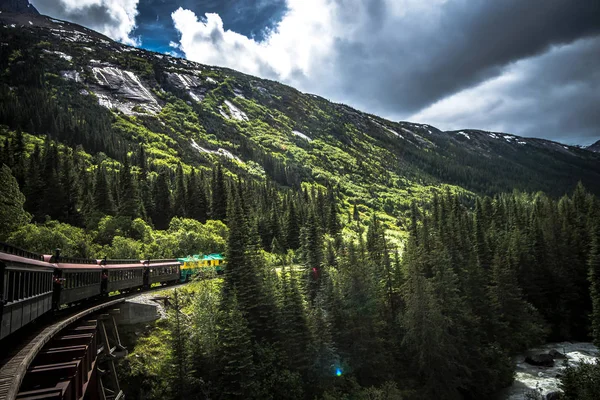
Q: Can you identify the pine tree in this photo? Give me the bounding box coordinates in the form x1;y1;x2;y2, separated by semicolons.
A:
93;165;115;216
39;143;62;219
168;289;193;400
173;163;187;217
303;207;324;302
152;170;172;230
0;164;30;240
327;199;340;235
186;168;207;223
589;222;600;347
224;187;247;295
280;268;312;373
24;144;43;220
218;294;255;399
59;152;81;225
117;156;139;218
285;201;300;250
211;164;227;221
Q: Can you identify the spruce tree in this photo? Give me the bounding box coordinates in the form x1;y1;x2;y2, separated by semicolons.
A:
24;144;43;220
59;152;81;225
218;294;256;399
152;170;172;230
211;164;227;221
117;156;139;218
173;163;187;217
285;201;300;250
186;167;207;223
93;165;115;216
280;268;312;374
0;164;30;240
303;207;324;302
589;222;600;347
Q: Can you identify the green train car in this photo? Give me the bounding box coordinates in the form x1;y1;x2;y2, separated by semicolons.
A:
177;254;224;282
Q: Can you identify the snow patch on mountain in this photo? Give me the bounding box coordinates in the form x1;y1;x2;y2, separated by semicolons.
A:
50;28;92;43
61;70;80;82
292;130;312;142
43;50;72;61
220;100;248;121
191;140;242;162
457;131;471;139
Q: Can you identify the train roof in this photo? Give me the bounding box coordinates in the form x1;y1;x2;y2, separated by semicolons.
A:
0;242;55;268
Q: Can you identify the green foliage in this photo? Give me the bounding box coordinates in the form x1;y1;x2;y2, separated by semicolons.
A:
559;360;600;400
9;220;95;258
0;164;30;240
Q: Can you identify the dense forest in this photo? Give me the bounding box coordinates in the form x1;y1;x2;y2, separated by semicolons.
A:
2;138;600;398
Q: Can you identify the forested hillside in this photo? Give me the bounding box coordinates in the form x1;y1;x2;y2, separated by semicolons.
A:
1;9;600;400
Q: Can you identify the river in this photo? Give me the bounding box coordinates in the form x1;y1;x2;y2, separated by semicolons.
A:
496;342;598;399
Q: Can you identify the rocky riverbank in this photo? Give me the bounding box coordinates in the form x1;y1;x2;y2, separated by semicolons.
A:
496;342;598;399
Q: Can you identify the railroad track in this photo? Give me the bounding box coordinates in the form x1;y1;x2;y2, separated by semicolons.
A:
0;283;186;400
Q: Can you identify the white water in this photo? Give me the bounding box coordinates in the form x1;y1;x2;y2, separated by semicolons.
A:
496;342;598;399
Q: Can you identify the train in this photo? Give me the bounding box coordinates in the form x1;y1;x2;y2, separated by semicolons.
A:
0;242;224;341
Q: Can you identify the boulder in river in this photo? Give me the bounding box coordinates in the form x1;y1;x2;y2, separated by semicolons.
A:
549;349;566;359
525;354;555;367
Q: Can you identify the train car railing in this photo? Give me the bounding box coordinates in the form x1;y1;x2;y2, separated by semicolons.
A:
0;242;44;262
54;256;98;265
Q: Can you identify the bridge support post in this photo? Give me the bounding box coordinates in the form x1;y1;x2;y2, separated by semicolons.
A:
98;311;127;400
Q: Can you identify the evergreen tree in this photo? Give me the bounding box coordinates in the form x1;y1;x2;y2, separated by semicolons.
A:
589;222;600;347
285;201;300;250
152;170;172;230
280;268;312;374
93;165;115;216
117;156;139;218
0;164;30;240
59;152;81;225
173;163;187;217
168;289;193;400
211;164;227;221
186;168;207;223
302;208;324;302
218;294;256;399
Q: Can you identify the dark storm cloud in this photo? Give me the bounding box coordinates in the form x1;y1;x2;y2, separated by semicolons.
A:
412;37;600;144
326;0;600;115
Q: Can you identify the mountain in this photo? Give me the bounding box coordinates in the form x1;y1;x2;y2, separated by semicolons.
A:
0;11;599;224
588;140;600;153
0;0;38;14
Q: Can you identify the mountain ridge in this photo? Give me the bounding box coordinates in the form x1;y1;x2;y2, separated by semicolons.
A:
1;10;599;210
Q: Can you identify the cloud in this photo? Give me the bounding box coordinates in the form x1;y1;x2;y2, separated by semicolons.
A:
171;0;600;143
31;0;140;45
409;37;600;145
